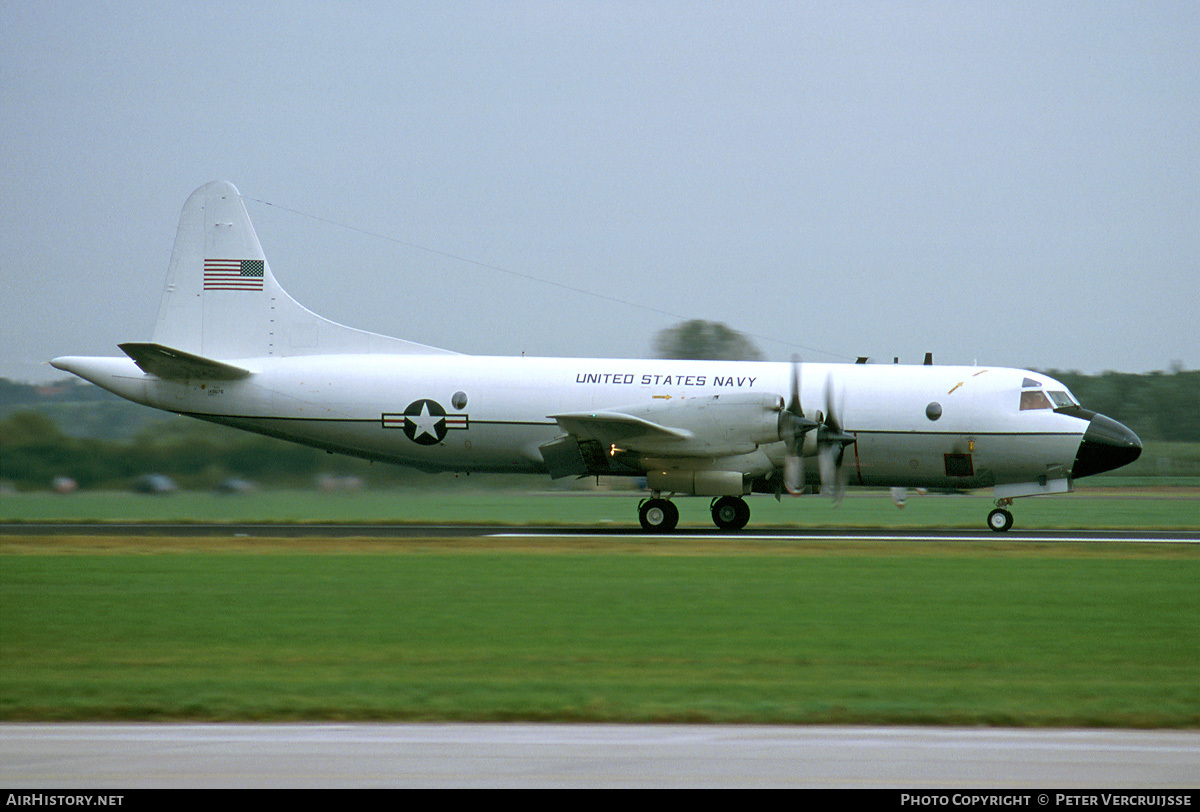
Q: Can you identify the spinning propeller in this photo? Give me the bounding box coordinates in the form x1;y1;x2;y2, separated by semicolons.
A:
778;358;856;501
779;357;819;495
815;378;856;502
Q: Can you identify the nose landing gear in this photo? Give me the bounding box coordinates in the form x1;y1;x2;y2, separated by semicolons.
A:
988;499;1014;532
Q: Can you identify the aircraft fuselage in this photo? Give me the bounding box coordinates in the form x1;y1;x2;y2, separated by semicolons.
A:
55;353;1117;496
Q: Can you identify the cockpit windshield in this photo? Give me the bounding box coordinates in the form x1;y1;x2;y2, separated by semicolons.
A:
1020;390;1053;410
1047;390;1075;409
1020;378;1079;411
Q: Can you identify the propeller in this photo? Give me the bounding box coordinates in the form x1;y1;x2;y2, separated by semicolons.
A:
776;362;856;501
779;356;819;496
815;376;856;503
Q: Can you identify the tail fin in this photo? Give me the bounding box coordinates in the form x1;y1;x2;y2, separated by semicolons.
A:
151;181;454;360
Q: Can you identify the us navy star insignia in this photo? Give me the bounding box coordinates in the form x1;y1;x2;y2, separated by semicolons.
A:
407;400;444;443
381;400;469;445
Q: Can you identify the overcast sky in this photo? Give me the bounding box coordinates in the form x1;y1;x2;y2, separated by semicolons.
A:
3;2;1197;384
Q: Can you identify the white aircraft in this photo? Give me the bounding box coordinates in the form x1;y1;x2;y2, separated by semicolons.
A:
51;182;1143;532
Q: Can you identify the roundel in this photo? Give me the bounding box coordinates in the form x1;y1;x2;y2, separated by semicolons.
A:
402;399;448;445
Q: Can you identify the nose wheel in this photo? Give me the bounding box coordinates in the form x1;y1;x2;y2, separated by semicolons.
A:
987;504;1014;532
638;498;679;532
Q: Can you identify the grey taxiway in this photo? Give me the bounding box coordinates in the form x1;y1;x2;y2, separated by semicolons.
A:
3;723;1198;789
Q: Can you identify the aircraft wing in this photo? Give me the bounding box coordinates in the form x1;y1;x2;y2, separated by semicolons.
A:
543;394;786;480
549;393;785;461
549;410;694;449
118;342;252;381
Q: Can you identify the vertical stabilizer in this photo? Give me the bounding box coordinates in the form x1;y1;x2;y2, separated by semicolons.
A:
151;181;454;360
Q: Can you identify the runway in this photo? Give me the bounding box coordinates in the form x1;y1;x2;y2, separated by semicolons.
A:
3;723;1198;789
2;522;1198;544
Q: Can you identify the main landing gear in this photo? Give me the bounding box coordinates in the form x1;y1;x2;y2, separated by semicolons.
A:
638;497;679;532
711;496;751;531
987;499;1015;532
637;495;753;532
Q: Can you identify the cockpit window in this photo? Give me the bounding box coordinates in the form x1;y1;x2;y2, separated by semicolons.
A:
1020;390;1053;410
1020;381;1079;411
1047;391;1075;409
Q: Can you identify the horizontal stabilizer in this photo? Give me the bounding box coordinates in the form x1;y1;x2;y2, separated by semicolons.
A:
119;342;252;381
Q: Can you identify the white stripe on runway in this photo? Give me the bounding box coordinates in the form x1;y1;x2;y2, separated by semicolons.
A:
490;532;1200;544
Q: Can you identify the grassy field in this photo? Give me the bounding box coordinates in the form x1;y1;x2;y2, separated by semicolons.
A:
3;486;1196;726
2;484;1198;529
1;534;1197;727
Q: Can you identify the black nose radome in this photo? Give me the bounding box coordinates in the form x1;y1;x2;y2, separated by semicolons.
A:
1072;414;1142;479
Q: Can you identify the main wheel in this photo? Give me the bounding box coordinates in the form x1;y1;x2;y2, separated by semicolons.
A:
711;496;751;531
639;498;679;532
987;508;1014;532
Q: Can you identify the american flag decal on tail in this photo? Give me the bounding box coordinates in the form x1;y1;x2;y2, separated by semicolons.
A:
204;259;265;290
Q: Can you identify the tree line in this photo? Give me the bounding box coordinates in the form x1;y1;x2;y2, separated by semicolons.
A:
0;410;372;491
1037;367;1199;444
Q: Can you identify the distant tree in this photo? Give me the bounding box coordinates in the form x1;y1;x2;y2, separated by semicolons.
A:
0;410;63;445
0;377;114;408
653;320;765;361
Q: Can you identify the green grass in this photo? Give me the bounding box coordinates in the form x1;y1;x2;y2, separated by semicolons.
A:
2;485;1198;529
2;538;1197;726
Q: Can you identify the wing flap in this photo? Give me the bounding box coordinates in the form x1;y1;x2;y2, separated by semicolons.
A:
119;342;252;381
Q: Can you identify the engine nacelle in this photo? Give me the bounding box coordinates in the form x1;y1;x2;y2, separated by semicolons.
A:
646;469;747;497
622;393;786;457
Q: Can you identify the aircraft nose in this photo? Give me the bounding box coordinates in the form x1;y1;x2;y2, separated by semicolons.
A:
1072;413;1142;478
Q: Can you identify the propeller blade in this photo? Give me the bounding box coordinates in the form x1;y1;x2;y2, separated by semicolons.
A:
788;355;802;417
781;356;817;441
823;375;842;434
816;375;855;503
784;453;803;496
833;449;849;503
817;444;836;495
780;356;819;497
